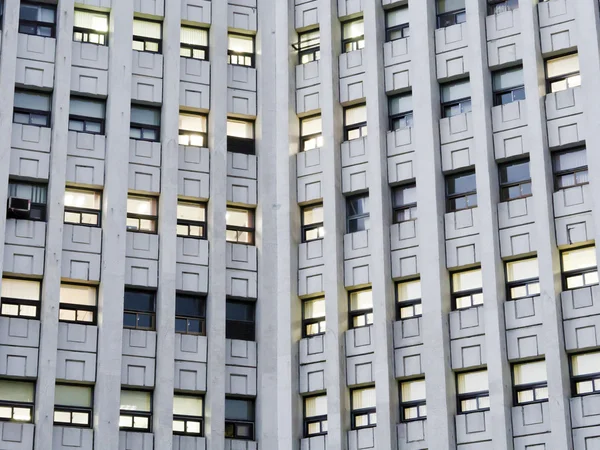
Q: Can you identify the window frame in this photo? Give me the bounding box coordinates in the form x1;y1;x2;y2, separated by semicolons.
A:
348;288;373;329
301;203;324;243
227;118;255;155
388;94;414;132
177;201;207;239
180;25;209;61
350;387;376;430
437;1;466;28
130;105;161;142
7;181;47;221
552;147;588;191
488;0;519;15
59;283;97;325
173;394;204;437
179;112;208;148
0;277;41;320
224;397;255;440
227;33;255;68
492;67;525;106
126;195;158;234
119;390;152;432
0;380;35;424
225;298;256;341
446;171;477;212
346;193;370;233
302;297;326;338
499;159;532;202
385;7;409;42
132;18;162;54
303;394;327;438
505;258;539;302
451;268;483;310
440;86;472;118
73;9;108;46
175;294;206;336
392;183;417;224
545;53;580;93
53;384;93;428
226;207;255;245
13;89;51;128
456;370;490;414
19;2;56;38
400;379;427;422
300;114;323;151
570;351;600;397
342;18;365;53
68;97;106;135
63;188;102;227
512;360;548;406
123;289;156;331
297;29;321;64
343;104;367;141
561;245;599;291
396;278;422;320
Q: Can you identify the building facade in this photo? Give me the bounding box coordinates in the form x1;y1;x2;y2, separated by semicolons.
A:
0;0;599;449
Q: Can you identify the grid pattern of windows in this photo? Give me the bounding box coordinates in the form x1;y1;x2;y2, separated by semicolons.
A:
226;300;255;341
123;289;156;330
553;148;588;190
452;268;483;309
177;201;206;238
546;53;580;93
344;104;367;141
175;294;206;335
392;184;416;223
297;29;320;64
441;79;472;118
0;278;41;319
493;66;525;106
173;394;203;436
397;279;422;319
226;207;255;244
73;9;108;45
386;7;409;41
499;159;531;201
351;387;376;429
179;112;208;147
457;370;489;413
446;171;477;212
54;384;93;427
506;258;539;301
120;390;152;431
0;380;34;423
19;2;56;37
300;115;323;151
400;379;426;422
133;19;161;53
437;0;466;28
8;182;47;221
349;288;373;328
302;297;325;337
59;284;97;324
127;196;158;233
512;360;548;405
389;93;413;131
225;398;255;440
571;352;600;396
342;19;364;52
561;246;599;290
304;395;327;437
180;26;208;60
301;204;324;242
346;194;369;233
13;89;51;127
228;34;254;67
64;188;101;226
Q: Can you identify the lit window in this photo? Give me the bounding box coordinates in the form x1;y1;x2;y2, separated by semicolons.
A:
8;181;47;221
506;258;539;301
344;104;367;141
178;113;208;147
546;53;580;93
437;0;466;28
64;188;102;226
123;289;156;331
227;118;255;154
513;360;548;405
386;7;409;41
19;2;56;37
225;397;255;440
389;93;413;131
346;194;370;233
300;115;323;151
499;159;531;201
173;394;203;436
228;34;254;67
226;207;255;244
0;380;34;423
397;279;421;319
552;148;588;190
226;300;255;341
132;19;161;53
446;171;477;212
302;204;324;242
175;294;205;335
349;288;373;328
457;370;489;413
73;9;108;45
126;196;158;233
561;246;599;290
54;384;93;427
180;26;208;60
297;29;320;64
0;278;41;319
302;297;326;337
441;79;471;118
59;284;97;324
400;379;426;421
304;395;327;437
119;390;152;431
493;67;525;106
69;97;106;135
571;351;600;396
488;0;518;15
130;105;161;142
177;201;206;238
13;89;51;127
351;387;376;429
452;268;483;309
392;184;417;223
342;19;364;53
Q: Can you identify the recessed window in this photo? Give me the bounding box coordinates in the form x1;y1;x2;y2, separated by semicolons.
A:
488;0;518;15
13;89;51;127
446;171;477;212
506;258;539;301
226;207;255;244
513;360;548;405
437;0;466;28
119;390;152;431
64;188;101;226
304;394;327;437
346;194;369;233
351;387;376;429
59;284;97;324
349;288;373;328
19;2;56;37
344;104;367;141
175;294;205;336
386;6;409;41
180;26;208;60
225;397;255;440
552;148;588;190
228;33;254;67
342;19;364;53
123;289;156;331
0;278;40;319
392;184;416;223
178;112;208;147
8;181;47;221
499;159;531;201
457;370;489;414
389;93;413;131
177;201;206;238
302;297;325;338
132;19;162;53
302;204;324;242
54;384;93;427
173;394;204;436
493;66;525;106
441;79;471;118
452;268;483;310
0;380;34;423
400;379;426;422
69;97;106;135
0;2;4;31
227;118;255;154
546;53;580;93
297;29;320;64
130;105;161;142
397;279;421;320
126;195;158;233
571;351;600;396
561;246;599;290
226;300;255;341
300;115;323;151
73;9;108;45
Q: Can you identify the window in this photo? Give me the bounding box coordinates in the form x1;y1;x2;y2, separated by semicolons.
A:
392;184;416;223
553;148;588;190
561;246;599;290
175;294;205;335
297;29;320;64
8;181;47;221
54;384;92;427
226;300;255;341
351;387;376;429
126;196;158;233
400;379;426;421
0;1;3;30
119;390;152;431
130;105;161;142
13;89;51;127
493;67;525;106
452;268;483;309
133;19;161;53
446;171;477;212
344;104;367;141
123;289;156;330
304;395;327;437
457;370;489;413
59;284;97;324
488;0;518;15
179;112;207;147
69;97;106;134
0;278;40;319
302;297;325;337
437;0;466;28
180;26;208;60
73;9;108;45
499;159;531;201
19;2;56;37
389;93;413;131
64;188;101;226
0;380;34;423
349;288;373;328
342;19;364;52
441;79;472;118
571;351;600;396
386;7;409;41
506;258;539;301
513;360;548;405
397;279;421;320
226;207;255;244
173;394;203;436
546;53;580;93
225;398;255;440
177;201;206;238
302;204;324;242
300;115;323;151
228;33;254;67
227;118;255;154
346;194;369;233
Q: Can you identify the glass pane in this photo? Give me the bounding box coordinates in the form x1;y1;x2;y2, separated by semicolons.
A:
130;106;160;126
514;360;547;385
401;379;426;402
228;34;253;53
517;390;534;404
14;90;51;111
389;94;412;115
447;172;476;195
350;289;373;311
181;26;208;46
301;116;322;136
64;189;101;209
343;19;364;39
173;419;185;432
500;160;530;184
226;208;251;227
347;195;369;216
304;298;325;319
179;113;206;133
441;79;470;103
303;205;323;226
457;370;488;394
438;0;465;13
133;19;161;39
547;54;580;78
345;105;367;126
393;185;417;208
0;380;34;403
55;384;92;407
187;420;201;434
225;398;254;421
70;97;105;119
124;290;155;312
134;416;149;429
1;278;40;301
176;295;203;317
177;202;205;221
226;301;254;321
387;7;409;27
562;247;597;272
493;67;524;91
173;395;203;417
72;412;89;425
572;352;600;376
74;10;108;32
452;269;482;293
352;387;376;409
119;415;133;428
13;407;31;422
397;279;421;302
506;258;538;282
553;149;587;172
127;196;157;216
120;390;151;412
305;395;327;417
227;119;254;139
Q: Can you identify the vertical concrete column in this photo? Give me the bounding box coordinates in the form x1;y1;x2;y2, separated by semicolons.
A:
363;0;398;446
153;4;181;449
205;1;227;447
95;1;134;446
319;0;350;446
410;1;456;448
519;1;573;448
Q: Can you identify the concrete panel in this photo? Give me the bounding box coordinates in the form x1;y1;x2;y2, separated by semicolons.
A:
345;326;374;357
295;60;320;89
389;220;419;251
538;0;575;28
387;153;415;185
62;224;102;254
449;306;485;340
67;131;106;160
445;234;480;268
179;170;210;200
511;402;551;437
545;86;583;120
493;126;527;160
129;139;161;167
504;296;543;330
564;315;600;351
491;101;527;132
497;197;535;229
450;335;486;369
227;152;257;179
299;361;325;393
444;208;479;240
4;219;46;248
499;223;536;258
344;230;370;260
121;355;156;387
455;411;491;444
224;440;257;450
344;255;371;287
561;285;600;320
384;61;411;94
298;240;324;270
134;0;164;16
487;34;522;69
56;350;96;382
296;84;321;115
297;173;323;203
176;237;209;265
0;423;35;449
61;251;101;282
539;20;576;55
227;4;257;31
180;81;210;111
397;421;427;450
571;394;600;429
119;431;154;450
435;22;468;53
11;123;52;153
440;112;473;145
181;0;211;24
17;33;55;63
9;148;50;180
347;427;375;450
296;147;323;176
57;322;97;353
128;163;161;193
126;232;159;261
341;137;367;167
174;334;208;363
391;247;418;279
53;426;94;450
65;156;104;187
339;49;365;78
227;88;257;117
3;244;45;276
386;127;414;157
546;114;585;149
337;0;362;18
174;360;207;392
340;73;365;104
177;263;209;293
393;318;423;348
132;51;163;79
383;38;410;68
341;163;368;194
441;138;474;172
226;268;257;298
513;433;550;450
173;435;207;450
226;242;257;271
554;212;594;247
299;335;326;365
553;183;592;218
295;1;319;29
0;317;40;348
394;345;424;378
486;8;521;41
506;325;544;360
71;41;109;70
227;177;257;205
0;345;38;377
227;65;256;92
572;425;600;449
300;436;326;450
180;58;211;85
131;74;163;104
436;47;469;81
179;145;210;173
346;353;374;386
125;257;158;287
71;66;108;96
225;365;256;396
225;339;257;367
15;58;54;89
122;329;157;358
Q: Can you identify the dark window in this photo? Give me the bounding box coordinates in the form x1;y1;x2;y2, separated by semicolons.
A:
64;189;102;227
226;207;255;245
488;0;518;15
123;289;156;330
73;9;108;45
493;67;525;106
0;380;35;423
561;246;599;290
59;284;97;325
400;379;426;422
8;181;47;221
177;201;206;239
513;360;548;406
546;53;580;93
389;93;413;131
302;297;325;338
54;384;93;427
0;278;41;319
225;398;255;440
552;148;588;190
304;395;327;437
300;115;323;151
571;351;600;396
227;118;255;154
441;79;471;118
13;89;51;127
126;195;158;233
228;33;254;67
226;300;255;341
342;19;364;53
437;0;466;28
457;370;489;414
179;112;208;147
349;288;373;328
180;26;208;60
446;171;477;212
346;194;369;233
505;258;539;301
344;104;367;141
297;29;320;64
173;394;204;436
452;268;483;310
130;105;161;142
351;387;376;429
0;1;4;31
69;97;106;134
499;159;531;201
19;2;56;37
175;294;206;336
302;204;324;242
392;184;416;223
386;7;409;41
120;390;152;431
396;279;421;320
133;18;161;53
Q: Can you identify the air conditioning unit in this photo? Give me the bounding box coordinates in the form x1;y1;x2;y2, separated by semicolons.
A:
7;197;31;219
